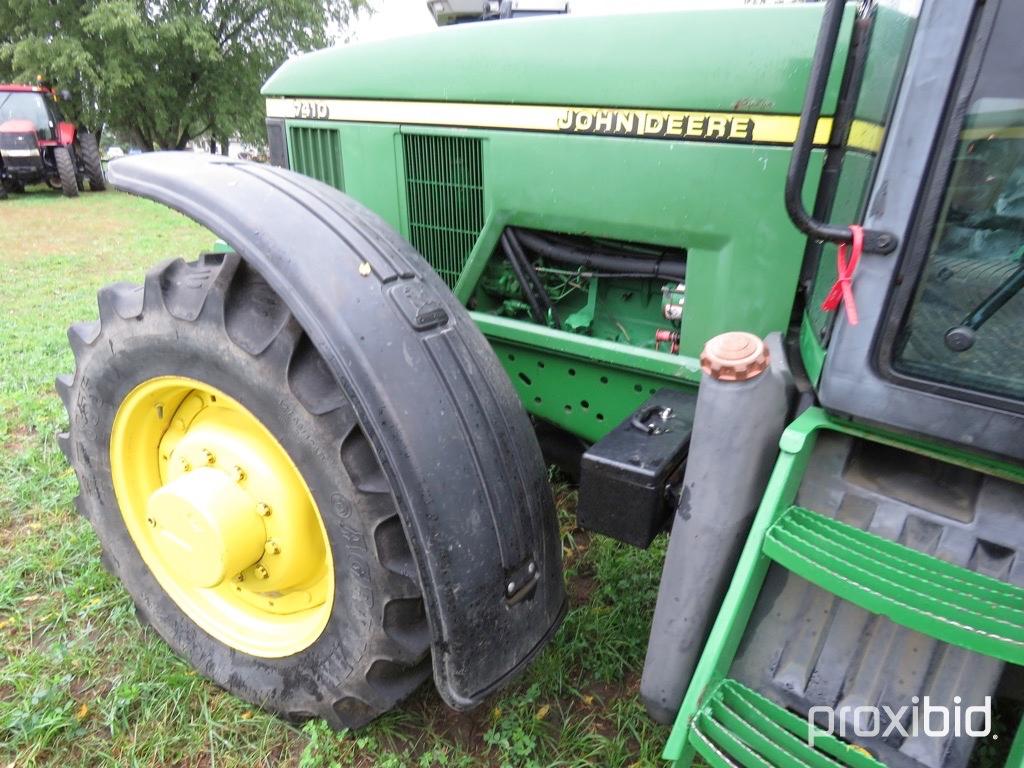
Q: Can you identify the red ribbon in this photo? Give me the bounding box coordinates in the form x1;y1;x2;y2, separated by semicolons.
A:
820;225;863;326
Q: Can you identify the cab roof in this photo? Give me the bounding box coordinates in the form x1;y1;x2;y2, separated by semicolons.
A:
0;85;47;93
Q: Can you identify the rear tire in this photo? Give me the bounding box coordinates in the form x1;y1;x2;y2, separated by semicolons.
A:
55;147;78;197
57;253;432;728
79;133;105;191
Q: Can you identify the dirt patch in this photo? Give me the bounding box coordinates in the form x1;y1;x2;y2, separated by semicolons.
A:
2;423;36;455
399;686;493;750
568;573;597;606
69;676;113;702
428;703;491;746
0;517;43;549
583;672;639;704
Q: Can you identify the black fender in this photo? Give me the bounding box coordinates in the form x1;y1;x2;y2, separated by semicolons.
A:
106;152;566;709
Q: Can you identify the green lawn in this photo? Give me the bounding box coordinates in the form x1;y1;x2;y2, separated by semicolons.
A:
0;186;670;767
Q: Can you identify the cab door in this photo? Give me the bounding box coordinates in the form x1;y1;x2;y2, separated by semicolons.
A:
819;0;1024;461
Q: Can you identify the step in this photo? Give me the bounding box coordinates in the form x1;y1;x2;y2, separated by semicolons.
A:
763;506;1024;664
689;679;885;768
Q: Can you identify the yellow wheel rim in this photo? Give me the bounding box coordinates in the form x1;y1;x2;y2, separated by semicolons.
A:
110;376;334;657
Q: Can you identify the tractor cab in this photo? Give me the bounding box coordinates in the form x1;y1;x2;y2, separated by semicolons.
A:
0;86;61;140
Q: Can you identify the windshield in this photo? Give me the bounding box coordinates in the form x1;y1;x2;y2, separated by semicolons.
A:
893;16;1024;403
0;91;54;140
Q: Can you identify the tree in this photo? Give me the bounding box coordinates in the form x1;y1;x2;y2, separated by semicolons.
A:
0;0;366;150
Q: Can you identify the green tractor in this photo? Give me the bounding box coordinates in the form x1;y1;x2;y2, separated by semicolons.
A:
57;0;1024;765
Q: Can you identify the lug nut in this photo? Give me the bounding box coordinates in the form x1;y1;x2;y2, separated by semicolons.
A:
231;465;246;483
254;565;269;580
179;456;192;472
146;516;157;528
265;540;281;556
233;573;244;583
256;502;272;517
201;448;216;465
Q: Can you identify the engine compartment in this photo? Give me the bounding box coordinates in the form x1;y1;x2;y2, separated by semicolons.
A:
471;228;687;355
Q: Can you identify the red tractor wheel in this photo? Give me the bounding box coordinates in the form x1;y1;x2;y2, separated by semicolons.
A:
54;146;79;197
79;133;106;191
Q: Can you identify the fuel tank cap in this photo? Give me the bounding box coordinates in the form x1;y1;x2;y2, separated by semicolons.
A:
700;331;769;382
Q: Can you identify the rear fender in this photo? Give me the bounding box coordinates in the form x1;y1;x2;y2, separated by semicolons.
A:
105;152;566;709
56;122;76;146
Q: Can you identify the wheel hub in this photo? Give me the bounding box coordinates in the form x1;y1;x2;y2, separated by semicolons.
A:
109;376;334;657
146;468;265;588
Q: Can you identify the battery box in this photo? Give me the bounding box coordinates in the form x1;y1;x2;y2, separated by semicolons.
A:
577;388;697;548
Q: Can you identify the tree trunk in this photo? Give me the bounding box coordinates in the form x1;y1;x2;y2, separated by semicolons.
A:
129;128;152;152
219;135;229;156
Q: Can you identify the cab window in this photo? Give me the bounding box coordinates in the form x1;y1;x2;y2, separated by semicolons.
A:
0;91;54;140
892;14;1024;403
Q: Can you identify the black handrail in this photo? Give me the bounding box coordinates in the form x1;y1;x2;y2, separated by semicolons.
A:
784;0;899;255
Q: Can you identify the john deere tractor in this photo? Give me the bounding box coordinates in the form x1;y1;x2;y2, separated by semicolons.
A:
57;0;1023;765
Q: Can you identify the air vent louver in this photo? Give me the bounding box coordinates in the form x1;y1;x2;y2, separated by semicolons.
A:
288;125;344;190
402;134;485;289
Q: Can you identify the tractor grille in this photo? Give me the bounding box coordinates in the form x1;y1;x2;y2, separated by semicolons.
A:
402;134;485;289
288;125;344;190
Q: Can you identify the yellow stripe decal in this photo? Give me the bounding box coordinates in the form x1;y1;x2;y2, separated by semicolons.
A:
267;98;883;152
847;119;885;153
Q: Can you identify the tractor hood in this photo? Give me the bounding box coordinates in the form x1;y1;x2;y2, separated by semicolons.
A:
262;5;853;114
0;119;36;134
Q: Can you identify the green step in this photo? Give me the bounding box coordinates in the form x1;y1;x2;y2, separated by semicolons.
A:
763;506;1024;664
689;679;885;768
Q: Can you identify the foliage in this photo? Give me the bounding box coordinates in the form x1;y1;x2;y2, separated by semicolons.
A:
0;0;366;149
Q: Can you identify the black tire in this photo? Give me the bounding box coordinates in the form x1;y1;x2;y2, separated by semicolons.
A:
57;253;432;728
79;133;105;191
54;146;78;197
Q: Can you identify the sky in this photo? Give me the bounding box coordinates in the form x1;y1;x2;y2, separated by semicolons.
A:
350;0;436;42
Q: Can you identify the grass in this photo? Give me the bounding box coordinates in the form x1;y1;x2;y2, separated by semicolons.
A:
0;186;670;766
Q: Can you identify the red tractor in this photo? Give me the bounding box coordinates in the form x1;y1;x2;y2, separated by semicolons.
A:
0;83;105;199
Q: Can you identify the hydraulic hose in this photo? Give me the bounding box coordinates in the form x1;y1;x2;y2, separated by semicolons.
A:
513;228;686;282
507;228;561;329
500;230;555;327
